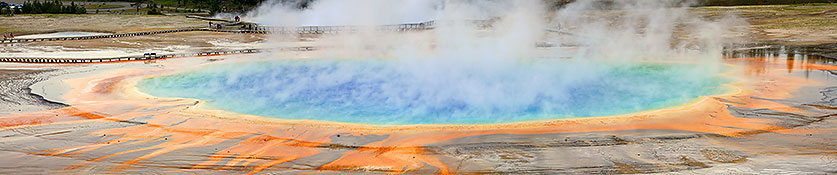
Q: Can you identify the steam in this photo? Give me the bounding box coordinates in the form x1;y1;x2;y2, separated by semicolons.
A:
550;0;747;65
246;0;746;60
248;0;438;26
143;0;747;124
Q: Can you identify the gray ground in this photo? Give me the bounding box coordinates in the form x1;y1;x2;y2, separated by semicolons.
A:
0;67;66;115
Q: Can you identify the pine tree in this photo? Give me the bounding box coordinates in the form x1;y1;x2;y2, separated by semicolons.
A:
21;1;30;14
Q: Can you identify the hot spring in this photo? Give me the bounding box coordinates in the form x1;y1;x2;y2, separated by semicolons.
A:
137;58;731;125
131;0;744;125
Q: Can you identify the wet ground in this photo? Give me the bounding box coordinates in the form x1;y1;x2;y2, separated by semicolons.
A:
0;68;66;115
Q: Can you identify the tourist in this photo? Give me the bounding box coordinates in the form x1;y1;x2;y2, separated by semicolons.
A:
9;33;12;39
209;22;213;28
235;16;240;22
2;33;6;40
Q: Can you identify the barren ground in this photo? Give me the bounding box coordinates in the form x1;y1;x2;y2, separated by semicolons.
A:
0;14;207;35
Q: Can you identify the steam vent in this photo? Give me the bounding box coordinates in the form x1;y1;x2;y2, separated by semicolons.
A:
1;0;835;174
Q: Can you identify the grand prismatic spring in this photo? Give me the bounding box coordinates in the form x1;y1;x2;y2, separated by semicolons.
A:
1;0;836;174
138;60;731;124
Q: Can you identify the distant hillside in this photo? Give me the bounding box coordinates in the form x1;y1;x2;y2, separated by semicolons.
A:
42;0;313;14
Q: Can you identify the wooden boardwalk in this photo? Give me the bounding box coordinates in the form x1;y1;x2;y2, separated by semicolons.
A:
1;28;210;44
0;49;265;64
259;20;436;34
0;47;324;64
1;21;441;44
0;20;520;64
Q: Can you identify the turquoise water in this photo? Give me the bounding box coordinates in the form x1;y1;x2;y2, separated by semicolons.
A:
138;59;730;125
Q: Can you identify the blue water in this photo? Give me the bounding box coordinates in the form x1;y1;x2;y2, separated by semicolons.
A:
138;59;730;125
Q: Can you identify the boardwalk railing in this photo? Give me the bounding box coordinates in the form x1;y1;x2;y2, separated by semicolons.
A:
0;22;430;43
0;28;210;44
253;20;437;34
0;49;265;64
1;20;497;44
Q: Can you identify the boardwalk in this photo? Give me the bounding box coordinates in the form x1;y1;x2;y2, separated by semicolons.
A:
0;49;258;64
0;20;515;64
0;47;324;64
1;21;440;44
1;28;208;44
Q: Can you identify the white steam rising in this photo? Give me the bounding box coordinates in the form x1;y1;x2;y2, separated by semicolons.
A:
245;0;746;61
155;0;749;124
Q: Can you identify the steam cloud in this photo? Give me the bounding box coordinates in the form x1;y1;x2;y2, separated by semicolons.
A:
143;0;747;124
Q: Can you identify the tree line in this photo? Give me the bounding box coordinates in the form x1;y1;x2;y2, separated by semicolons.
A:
14;0;87;14
52;0;311;15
